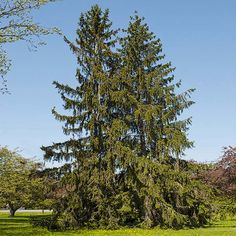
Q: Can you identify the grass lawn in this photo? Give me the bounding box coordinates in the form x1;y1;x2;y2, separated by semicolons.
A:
0;212;236;236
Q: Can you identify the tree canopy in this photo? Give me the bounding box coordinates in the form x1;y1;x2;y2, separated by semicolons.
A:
0;0;58;93
197;146;236;216
0;147;43;216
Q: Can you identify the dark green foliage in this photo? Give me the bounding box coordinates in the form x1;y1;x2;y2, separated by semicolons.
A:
30;215;57;230
42;5;211;229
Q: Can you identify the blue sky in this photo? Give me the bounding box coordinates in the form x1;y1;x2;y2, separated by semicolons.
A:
0;0;236;164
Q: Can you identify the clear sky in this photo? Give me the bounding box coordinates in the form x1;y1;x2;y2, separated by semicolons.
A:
0;0;235;164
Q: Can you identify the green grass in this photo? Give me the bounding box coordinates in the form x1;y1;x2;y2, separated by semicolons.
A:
0;212;236;236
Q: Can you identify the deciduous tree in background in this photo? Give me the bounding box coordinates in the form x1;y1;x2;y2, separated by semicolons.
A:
198;146;236;216
0;0;58;93
0;147;42;216
30;166;64;213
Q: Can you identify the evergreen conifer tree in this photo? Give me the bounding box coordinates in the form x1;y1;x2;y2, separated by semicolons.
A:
42;6;211;229
115;15;210;228
42;5;120;227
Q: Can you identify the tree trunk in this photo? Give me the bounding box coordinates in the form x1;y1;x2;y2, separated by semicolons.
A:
144;195;155;227
9;208;16;217
138;116;147;156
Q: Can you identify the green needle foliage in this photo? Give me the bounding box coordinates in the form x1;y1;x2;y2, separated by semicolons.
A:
42;5;212;230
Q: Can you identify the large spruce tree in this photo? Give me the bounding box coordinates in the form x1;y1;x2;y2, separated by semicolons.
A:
42;6;211;229
42;5;120;227
110;15;210;228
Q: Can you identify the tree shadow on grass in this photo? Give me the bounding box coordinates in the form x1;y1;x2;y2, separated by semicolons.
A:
0;223;28;226
0;214;50;223
0;226;31;230
0;218;28;223
0;230;48;236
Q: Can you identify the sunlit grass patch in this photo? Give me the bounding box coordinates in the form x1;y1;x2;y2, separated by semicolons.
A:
0;212;236;236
